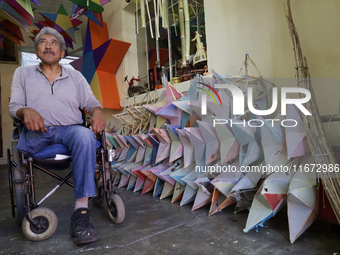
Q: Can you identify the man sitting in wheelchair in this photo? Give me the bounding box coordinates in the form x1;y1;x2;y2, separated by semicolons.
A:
9;27;106;244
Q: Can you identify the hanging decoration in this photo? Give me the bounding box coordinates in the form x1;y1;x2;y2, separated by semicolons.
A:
39;4;82;49
71;4;103;27
69;0;106;13
0;18;24;45
30;0;39;5
0;0;39;46
7;0;34;20
70;0;111;27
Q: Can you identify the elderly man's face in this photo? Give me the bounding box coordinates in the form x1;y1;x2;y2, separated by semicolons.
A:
36;34;65;65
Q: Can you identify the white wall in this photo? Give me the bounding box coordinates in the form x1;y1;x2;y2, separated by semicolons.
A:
205;0;340;78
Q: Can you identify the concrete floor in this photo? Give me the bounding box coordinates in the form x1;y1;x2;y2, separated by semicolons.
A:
0;164;339;255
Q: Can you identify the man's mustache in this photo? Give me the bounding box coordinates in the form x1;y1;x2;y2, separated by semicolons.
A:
43;50;54;54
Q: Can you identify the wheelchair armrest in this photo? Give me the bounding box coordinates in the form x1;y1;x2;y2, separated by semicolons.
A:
13;118;24;128
12;118;24;140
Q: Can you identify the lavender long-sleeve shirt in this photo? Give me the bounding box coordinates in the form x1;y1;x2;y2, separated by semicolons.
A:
9;64;102;127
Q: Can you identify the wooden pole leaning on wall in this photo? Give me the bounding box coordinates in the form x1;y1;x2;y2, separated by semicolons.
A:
284;0;340;224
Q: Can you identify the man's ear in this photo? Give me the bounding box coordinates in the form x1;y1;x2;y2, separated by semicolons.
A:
61;49;65;59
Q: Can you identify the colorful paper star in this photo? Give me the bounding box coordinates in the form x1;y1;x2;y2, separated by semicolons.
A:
40;4;82;43
0;18;24;45
69;0;107;13
0;0;38;45
71;3;104;27
70;20;131;109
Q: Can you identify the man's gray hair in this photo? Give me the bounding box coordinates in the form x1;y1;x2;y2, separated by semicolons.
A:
34;27;66;51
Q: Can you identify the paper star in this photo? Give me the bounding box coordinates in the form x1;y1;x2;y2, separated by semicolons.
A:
0;18;24;45
70;20;131;109
40;4;82;43
71;3;103;27
69;0;106;13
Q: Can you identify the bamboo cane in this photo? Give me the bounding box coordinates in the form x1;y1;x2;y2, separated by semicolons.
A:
159;0;163;18
162;0;169;29
158;0;161;38
154;0;160;38
136;0;139;32
141;0;146;28
171;0;177;36
183;0;190;62
178;0;186;67
284;0;340;224
145;0;154;38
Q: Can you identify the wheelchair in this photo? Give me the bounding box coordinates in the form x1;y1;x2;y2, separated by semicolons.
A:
7;118;125;241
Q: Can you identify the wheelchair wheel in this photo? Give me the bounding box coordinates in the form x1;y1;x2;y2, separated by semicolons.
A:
127;86;134;97
138;86;145;95
8;141;25;225
93;173;106;208
22;207;58;241
107;193;125;224
7;148;15;218
11;141;21;166
14;167;25;225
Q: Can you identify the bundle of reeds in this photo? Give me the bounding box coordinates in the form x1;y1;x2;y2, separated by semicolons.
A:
284;0;340;223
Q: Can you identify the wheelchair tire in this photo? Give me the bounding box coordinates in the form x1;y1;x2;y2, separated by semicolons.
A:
107;193;125;224
138;87;145;95
14;167;25;225
22;207;58;241
127;87;134;97
11;141;21;166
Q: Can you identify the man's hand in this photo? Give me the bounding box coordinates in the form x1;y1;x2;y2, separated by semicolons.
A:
17;108;47;134
90;107;106;135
